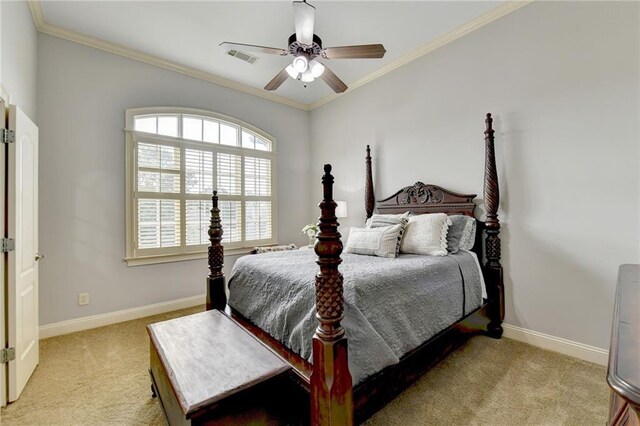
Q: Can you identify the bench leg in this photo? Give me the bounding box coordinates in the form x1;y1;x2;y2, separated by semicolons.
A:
149;369;158;398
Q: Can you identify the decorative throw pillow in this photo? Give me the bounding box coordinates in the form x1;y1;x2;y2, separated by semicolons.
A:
400;213;451;256
345;224;404;258
447;215;477;253
366;212;410;228
367;213;409;255
252;243;297;254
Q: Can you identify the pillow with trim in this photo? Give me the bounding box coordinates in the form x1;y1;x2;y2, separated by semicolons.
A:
400;213;451;256
367;213;409;255
345;224;404;258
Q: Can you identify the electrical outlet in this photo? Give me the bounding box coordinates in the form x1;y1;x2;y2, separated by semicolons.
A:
78;293;89;306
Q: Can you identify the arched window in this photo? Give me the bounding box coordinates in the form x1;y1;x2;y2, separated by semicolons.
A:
124;107;276;265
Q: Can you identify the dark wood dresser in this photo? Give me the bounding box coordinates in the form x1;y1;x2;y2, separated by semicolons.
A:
607;264;640;425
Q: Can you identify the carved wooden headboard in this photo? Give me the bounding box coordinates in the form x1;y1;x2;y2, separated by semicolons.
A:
376;182;476;217
363;136;492;258
364;145;477;218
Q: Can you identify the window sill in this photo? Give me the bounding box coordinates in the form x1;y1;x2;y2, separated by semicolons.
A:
124;247;255;267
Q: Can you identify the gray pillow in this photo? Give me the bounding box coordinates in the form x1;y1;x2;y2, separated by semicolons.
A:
447;215;477;253
367;212;410;228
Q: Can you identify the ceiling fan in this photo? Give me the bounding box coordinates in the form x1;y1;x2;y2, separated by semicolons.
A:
220;0;386;93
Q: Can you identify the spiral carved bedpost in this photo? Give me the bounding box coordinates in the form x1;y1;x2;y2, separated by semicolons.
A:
365;145;375;220
206;190;227;311
310;165;353;426
483;113;504;338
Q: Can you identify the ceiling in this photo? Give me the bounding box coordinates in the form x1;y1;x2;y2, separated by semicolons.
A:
38;1;506;108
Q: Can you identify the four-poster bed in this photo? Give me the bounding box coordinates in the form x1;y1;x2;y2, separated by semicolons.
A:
204;113;504;424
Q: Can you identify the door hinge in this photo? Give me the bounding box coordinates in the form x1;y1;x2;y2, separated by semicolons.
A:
1;128;15;144
0;348;15;363
1;237;15;253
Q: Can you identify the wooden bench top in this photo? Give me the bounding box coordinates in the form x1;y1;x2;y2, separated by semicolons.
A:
147;310;291;417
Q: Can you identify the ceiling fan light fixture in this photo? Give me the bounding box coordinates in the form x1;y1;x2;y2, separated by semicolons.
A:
229;1;386;94
301;68;315;83
292;55;309;73
286;64;299;79
309;60;325;78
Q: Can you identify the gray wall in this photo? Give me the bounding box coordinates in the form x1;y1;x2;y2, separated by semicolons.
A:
37;34;311;325
1;1;37;120
309;1;639;349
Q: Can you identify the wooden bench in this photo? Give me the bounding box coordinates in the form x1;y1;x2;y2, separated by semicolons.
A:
148;310;293;425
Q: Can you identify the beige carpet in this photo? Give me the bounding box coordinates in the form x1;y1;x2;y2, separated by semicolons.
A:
0;306;608;425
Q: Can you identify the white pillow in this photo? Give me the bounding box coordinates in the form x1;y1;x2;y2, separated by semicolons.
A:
366;213;409;255
400;213;451;256
345;224;403;258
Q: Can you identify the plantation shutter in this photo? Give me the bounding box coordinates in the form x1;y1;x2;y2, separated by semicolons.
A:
127;109;276;263
136;142;181;251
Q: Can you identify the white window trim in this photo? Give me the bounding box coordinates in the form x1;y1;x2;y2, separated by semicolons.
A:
124;107;278;266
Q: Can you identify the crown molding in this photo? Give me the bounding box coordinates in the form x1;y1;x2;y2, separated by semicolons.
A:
27;1;46;29
308;0;533;110
27;0;532;112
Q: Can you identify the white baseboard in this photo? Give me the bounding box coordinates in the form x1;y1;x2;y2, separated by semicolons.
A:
39;300;609;366
502;324;609;366
39;294;205;339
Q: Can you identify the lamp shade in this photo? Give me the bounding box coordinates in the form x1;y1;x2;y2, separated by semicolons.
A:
292;55;308;73
309;60;325;78
335;201;348;219
301;68;315;83
286;64;299;79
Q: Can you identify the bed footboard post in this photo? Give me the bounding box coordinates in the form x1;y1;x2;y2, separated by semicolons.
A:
483;113;505;338
310;165;354;426
206;190;226;311
365;145;375;220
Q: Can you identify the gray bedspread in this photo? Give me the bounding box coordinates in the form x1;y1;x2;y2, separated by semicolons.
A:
228;250;483;384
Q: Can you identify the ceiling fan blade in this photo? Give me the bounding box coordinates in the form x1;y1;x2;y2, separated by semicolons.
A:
322;44;387;59
220;42;288;56
293;1;315;46
264;67;290;91
320;65;348;93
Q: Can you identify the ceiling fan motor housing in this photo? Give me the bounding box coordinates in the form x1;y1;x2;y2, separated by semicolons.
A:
288;33;323;59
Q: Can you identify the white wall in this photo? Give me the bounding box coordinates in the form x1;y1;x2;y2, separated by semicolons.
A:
37;34;311;325
309;1;639;350
1;1;37;119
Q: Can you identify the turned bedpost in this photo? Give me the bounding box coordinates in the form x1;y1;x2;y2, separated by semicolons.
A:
365;145;375;220
206;190;227;311
310;164;354;426
483;113;505;338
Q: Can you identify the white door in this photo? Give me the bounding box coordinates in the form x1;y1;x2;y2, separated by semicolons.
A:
0;95;6;408
7;105;39;401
